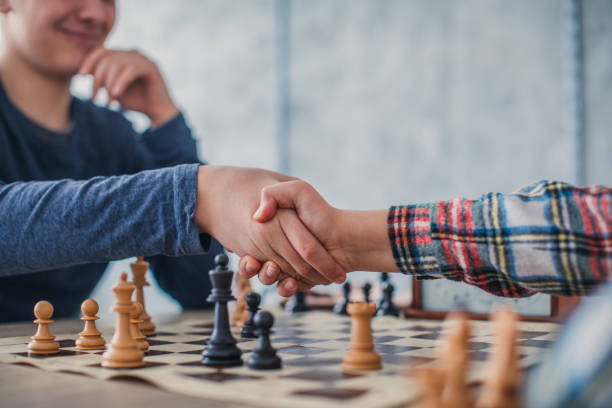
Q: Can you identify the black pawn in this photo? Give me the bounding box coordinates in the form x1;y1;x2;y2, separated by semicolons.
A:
201;253;243;367
288;291;311;313
241;292;261;338
377;282;400;317
334;281;351;315
377;273;389;312
247;311;281;370
362;281;372;303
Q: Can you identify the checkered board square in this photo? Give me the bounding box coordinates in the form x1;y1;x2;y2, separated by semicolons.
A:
0;311;561;408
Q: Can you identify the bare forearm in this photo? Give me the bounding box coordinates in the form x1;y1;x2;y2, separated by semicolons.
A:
336;209;399;273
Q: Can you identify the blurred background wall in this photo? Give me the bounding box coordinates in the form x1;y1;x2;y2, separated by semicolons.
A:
84;0;612;320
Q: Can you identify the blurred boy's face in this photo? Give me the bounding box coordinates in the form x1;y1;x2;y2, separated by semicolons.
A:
0;0;115;77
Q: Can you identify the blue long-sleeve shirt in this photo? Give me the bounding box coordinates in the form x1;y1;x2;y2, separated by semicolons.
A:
0;80;222;322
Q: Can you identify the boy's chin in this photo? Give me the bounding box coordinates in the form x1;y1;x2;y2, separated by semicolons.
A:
42;62;81;80
48;53;87;78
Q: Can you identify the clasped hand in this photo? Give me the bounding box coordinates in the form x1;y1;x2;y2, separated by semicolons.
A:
196;166;394;296
194;166;347;292
236;176;396;296
240;179;355;296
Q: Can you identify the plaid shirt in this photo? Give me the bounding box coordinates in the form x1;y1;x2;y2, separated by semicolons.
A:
388;181;612;297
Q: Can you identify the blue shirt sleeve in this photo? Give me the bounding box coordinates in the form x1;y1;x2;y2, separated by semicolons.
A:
140;112;201;167
0;164;205;276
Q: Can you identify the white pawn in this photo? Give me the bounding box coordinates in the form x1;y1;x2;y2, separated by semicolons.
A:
28;300;59;355
131;256;156;336
102;273;144;368
476;308;521;408
439;312;472;408
130;302;149;352
76;299;106;350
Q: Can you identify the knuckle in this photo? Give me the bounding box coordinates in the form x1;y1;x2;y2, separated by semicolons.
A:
295;263;312;279
293;179;310;191
121;66;136;79
298;242;318;262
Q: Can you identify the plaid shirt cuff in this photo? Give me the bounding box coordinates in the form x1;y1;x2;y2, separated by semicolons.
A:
387;204;536;298
388;205;438;275
388;179;612;297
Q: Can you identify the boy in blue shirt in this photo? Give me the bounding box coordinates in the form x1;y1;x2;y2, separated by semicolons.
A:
0;0;344;322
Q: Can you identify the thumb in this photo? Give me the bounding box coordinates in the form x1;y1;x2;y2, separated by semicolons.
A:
253;180;313;223
252;189;279;222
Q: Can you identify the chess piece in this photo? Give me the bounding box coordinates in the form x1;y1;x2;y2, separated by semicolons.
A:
476;308;521;408
416;366;445;408
288;291;311;313
342;302;381;371
362;282;372;303
75;299;106;350
201;253;243;367
247;311;282;370
241;292;261;338
130;302;150;352
439;312;472;408
376;273;389;313
232;272;252;328
28;300;59;355
380;272;389;283
102;273;144;368
377;281;400;317
334;281;351;315
131;256;156;336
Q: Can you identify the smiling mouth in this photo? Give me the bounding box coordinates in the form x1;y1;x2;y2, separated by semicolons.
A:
59;27;102;48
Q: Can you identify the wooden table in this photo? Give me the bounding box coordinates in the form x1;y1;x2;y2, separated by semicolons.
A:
0;311;245;408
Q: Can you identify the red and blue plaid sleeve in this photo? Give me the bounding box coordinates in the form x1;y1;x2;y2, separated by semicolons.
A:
388;181;612;297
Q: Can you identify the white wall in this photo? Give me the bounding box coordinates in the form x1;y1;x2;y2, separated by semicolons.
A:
89;0;612;318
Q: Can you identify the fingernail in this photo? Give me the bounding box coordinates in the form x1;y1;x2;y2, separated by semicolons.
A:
284;280;296;290
253;206;263;220
266;264;279;278
334;275;346;284
245;262;257;274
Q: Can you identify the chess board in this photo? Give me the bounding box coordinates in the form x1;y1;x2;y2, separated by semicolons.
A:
0;311;561;408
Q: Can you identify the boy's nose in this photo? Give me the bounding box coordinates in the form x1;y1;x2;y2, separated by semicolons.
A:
76;0;113;26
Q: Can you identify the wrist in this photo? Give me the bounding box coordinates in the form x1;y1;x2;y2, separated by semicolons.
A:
194;165;215;234
148;102;179;128
337;209;398;272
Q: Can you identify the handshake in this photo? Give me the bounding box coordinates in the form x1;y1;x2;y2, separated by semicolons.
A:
194;165;398;297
